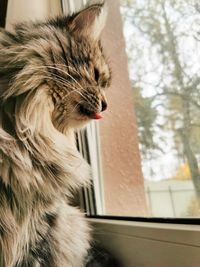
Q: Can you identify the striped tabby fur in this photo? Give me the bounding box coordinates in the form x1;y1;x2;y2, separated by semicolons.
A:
0;2;111;267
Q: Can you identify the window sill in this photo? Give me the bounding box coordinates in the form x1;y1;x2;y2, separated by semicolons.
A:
87;217;200;267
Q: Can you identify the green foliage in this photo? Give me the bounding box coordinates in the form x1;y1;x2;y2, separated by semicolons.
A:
133;87;159;158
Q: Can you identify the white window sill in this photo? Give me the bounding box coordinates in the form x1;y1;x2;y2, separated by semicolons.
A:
88;218;200;267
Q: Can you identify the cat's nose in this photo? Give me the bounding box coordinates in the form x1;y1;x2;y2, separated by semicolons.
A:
101;100;107;112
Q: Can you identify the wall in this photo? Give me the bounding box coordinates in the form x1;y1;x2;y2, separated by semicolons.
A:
99;0;148;216
6;0;61;29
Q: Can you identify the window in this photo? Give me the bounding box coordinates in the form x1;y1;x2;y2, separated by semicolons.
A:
63;0;200;220
119;0;200;219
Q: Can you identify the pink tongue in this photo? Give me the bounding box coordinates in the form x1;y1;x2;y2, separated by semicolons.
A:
93;112;103;120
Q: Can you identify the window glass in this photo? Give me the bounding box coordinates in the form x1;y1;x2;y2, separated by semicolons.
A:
94;0;200;218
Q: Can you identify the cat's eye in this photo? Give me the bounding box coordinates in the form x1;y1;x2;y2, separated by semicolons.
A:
94;67;100;82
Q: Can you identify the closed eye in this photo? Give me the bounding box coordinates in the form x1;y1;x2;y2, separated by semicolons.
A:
94;67;100;83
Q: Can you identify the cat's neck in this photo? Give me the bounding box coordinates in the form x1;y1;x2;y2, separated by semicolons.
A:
64;128;76;148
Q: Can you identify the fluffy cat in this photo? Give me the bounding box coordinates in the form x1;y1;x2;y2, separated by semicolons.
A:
0;2;111;267
86;245;122;267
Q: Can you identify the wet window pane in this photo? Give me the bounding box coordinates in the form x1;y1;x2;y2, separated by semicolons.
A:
94;0;200;218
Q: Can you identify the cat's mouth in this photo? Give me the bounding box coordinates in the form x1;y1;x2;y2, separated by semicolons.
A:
78;104;103;120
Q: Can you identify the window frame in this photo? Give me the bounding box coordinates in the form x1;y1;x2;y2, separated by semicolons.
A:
56;6;200;261
88;217;200;267
62;0;200;224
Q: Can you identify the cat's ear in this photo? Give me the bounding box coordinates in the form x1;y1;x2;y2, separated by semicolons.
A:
69;3;107;40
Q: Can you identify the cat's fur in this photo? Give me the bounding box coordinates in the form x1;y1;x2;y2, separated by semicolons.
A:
86;245;122;267
0;2;111;267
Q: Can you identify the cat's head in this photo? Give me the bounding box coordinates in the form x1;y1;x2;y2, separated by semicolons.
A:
0;3;111;136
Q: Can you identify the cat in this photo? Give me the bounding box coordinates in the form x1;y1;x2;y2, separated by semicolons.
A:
0;2;111;267
86;245;122;267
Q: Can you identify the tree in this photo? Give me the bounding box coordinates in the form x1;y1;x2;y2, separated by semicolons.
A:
121;0;200;198
133;87;159;160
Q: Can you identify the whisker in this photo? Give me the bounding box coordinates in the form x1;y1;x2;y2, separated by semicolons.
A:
36;74;90;104
16;65;88;98
7;63;87;101
41;65;84;90
0;62;99;107
0;62;99;90
29;66;93;102
70;98;98;115
39;64;99;91
71;100;85;114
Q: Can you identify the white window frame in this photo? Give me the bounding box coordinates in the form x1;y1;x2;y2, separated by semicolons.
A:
62;1;200;266
88;218;200;267
86;122;105;214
